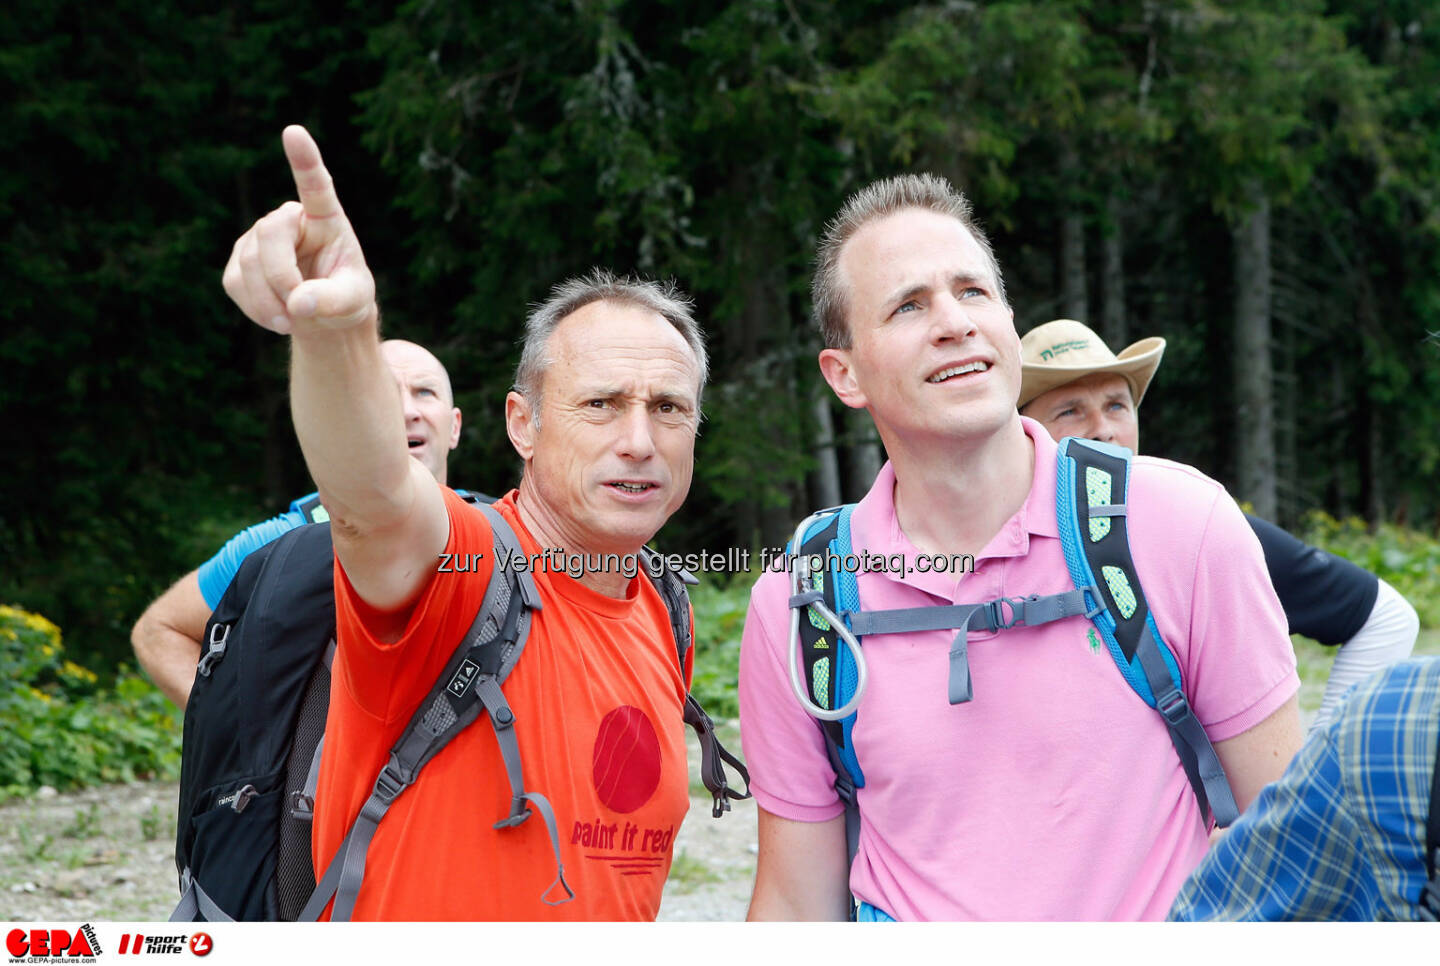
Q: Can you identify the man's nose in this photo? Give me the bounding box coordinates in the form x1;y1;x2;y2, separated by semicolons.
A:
400;389;421;421
1087;415;1115;443
930;292;980;342
615;406;657;460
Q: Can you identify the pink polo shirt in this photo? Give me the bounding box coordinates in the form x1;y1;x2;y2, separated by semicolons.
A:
738;417;1298;920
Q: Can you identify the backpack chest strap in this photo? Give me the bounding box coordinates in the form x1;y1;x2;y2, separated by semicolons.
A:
840;588;1095;704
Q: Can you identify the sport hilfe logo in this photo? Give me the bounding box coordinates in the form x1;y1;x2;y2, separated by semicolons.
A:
6;925;101;960
113;933;212;957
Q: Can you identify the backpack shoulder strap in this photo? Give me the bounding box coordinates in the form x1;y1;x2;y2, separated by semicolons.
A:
788;506;864;885
1054;436;1239;827
786;502;1097;919
301;503;572;921
292;493;329;524
638;549;752;818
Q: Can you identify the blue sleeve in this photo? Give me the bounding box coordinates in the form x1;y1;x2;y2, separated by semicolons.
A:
1169;727;1376;920
196;507;311;608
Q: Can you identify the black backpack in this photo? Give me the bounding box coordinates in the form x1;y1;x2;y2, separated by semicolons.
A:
172;497;748;921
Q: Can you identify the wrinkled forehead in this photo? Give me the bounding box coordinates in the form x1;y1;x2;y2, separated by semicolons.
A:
545;300;701;396
381;339;454;400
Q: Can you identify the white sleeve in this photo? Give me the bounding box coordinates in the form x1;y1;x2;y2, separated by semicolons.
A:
1311;578;1419;731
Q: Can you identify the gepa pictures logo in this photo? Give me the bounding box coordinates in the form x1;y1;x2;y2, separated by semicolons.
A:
6;925;101;961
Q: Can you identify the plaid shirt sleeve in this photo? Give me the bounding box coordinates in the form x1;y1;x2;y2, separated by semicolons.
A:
1170;658;1440;921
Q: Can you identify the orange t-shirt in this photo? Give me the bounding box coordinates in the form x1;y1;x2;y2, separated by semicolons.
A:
312;488;692;920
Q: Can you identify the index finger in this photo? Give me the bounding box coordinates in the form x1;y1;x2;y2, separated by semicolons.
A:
281;125;344;221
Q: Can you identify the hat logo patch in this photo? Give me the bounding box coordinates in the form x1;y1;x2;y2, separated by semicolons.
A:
1039;338;1090;361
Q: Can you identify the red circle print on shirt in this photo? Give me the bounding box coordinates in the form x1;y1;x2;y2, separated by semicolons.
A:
592;705;662;814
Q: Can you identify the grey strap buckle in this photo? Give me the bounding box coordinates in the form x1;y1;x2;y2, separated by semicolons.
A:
983;596;1031;631
230;784;257;814
1156;688;1191;727
372;761;407;805
196;623;230;677
289;791;314;821
493;798;533;829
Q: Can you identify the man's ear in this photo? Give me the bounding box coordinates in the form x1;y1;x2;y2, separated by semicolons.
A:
447;407;463;450
505;391;535;460
818;348;869;410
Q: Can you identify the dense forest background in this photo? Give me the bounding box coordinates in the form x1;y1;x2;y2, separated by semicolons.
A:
5;0;1440;670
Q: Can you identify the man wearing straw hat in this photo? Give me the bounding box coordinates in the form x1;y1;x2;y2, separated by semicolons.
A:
1019;319;1418;731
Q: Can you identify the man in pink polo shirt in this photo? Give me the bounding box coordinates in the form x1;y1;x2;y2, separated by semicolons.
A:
738;175;1303;921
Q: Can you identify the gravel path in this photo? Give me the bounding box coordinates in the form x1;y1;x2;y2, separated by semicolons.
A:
0;730;755;922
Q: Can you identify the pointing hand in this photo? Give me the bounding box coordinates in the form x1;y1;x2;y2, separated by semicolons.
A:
222;126;376;334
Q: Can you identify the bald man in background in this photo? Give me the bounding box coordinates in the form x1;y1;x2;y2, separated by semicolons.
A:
130;338;465;706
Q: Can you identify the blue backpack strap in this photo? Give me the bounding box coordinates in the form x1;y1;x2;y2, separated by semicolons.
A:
1054;436;1240;827
786;503;1106;919
790;506;867;787
788;506;864;901
292;493;328;524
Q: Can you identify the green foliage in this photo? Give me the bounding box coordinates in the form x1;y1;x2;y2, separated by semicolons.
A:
666;849;723;893
139;803;165;842
1300;512;1440;627
61;803;101;840
689;578;749;721
0;606;181;796
6;0;1440;682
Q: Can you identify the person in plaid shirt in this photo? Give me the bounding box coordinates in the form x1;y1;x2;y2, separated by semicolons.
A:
1170;657;1440;921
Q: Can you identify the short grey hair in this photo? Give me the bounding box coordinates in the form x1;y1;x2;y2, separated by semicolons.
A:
812;173;1008;350
514;269;708;420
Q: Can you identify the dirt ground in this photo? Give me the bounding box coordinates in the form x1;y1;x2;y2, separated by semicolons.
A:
0;730;755;922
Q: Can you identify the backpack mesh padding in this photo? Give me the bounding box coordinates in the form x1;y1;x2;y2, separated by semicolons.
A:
275;658;331;920
422;694;459;736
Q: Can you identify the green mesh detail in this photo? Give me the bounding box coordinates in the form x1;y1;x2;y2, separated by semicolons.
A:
1086;466;1113;542
811;656;831;709
805;570;831;631
1102;565;1137;619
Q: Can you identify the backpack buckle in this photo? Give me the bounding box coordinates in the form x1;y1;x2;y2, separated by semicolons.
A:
373;762;407;804
197;623;231;678
289;791;314;821
494;796;533;829
1156;688;1190;726
710;789;731;819
984;597;1026;631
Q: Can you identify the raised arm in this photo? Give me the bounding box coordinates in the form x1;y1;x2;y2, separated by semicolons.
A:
221;126;447;629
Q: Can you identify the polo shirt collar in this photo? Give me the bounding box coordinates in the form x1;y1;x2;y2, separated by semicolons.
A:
848;417;1061;595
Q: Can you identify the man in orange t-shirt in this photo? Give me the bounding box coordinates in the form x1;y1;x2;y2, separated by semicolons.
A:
222;126;710;919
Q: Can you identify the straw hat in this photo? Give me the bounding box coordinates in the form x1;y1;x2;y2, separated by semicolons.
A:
1018;319;1165;410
